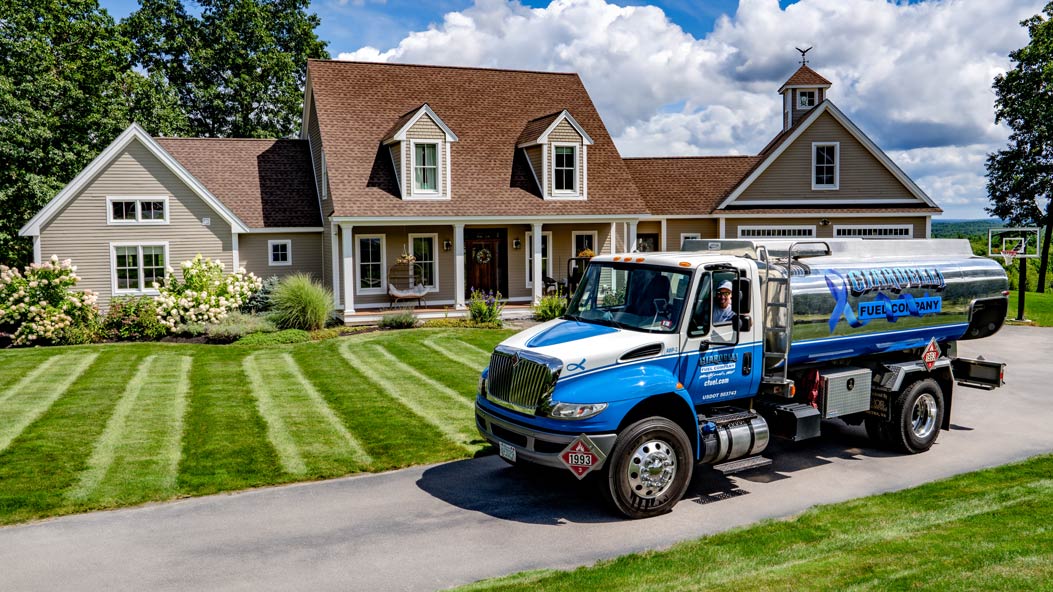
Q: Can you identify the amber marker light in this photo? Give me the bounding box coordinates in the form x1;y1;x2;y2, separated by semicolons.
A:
678;261;691;267
676;382;684;390
635;257;645;262
613;256;621;261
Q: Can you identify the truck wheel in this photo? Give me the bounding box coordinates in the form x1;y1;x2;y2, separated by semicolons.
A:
887;378;945;454
602;417;693;519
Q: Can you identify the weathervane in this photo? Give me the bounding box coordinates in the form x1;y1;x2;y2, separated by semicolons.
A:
795;46;812;65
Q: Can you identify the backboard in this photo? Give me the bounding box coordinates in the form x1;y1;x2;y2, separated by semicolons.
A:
988;227;1041;263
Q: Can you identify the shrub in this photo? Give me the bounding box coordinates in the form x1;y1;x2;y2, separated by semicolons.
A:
204;312;277;343
241;275;280;314
309;326;365;340
533;290;567;322
154;255;262;329
380;311;417;329
467;289;503;326
171;322;207;338
269;274;332;331
421;318;502;329
235;328;311;345
0;255;101;345
103;297;167;341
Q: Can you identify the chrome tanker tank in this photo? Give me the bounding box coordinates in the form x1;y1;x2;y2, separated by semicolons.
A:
688;239;1009;367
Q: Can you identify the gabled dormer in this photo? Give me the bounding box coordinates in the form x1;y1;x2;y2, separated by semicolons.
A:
382;104;458;200
778;64;832;131
517;110;594;200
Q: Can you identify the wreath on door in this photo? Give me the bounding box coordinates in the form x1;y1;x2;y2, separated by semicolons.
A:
474;248;492;264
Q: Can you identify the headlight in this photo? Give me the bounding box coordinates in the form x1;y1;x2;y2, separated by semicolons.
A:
546;402;608;420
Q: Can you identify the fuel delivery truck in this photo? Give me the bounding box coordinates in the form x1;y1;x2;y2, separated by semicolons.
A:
474;238;1009;518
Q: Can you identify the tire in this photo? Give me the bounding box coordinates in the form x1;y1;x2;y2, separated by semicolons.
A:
602;417;694;519
886;378;945;454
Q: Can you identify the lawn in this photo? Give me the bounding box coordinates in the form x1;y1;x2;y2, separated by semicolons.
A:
1008;290;1053;326
458;454;1053;591
0;328;513;525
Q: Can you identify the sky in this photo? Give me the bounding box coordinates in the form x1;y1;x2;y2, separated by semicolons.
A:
98;0;1046;220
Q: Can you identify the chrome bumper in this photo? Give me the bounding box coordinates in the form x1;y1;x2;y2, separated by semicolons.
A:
475;405;618;470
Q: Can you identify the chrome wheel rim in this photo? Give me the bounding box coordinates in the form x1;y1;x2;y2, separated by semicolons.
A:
625;438;677;499
911;393;937;440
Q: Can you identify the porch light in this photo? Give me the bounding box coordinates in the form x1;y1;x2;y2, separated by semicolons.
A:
512;238;522;249
443;239;452;251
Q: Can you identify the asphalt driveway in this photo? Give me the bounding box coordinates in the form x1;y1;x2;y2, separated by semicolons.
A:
1;325;1050;591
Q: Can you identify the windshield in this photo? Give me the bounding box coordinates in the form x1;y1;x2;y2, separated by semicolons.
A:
565;263;693;333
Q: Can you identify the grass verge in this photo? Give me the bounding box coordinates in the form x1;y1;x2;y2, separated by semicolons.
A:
1007;290;1053;326
458;454;1053;592
0;328;513;525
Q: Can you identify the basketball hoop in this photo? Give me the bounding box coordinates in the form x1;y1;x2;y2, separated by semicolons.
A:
1001;249;1018;267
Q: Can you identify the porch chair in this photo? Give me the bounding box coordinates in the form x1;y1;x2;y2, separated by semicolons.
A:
387;263;429;307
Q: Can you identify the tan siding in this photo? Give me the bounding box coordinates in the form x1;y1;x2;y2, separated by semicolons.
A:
507;225;531;299
548;120;583;197
737;111;920;204
239;233;324;280
826;216;927;239
347;225;458;307
724;217;928;240
39;139;232;311
406;115;445;140
307;96;333;216
525;147;543;191
665;219;719;249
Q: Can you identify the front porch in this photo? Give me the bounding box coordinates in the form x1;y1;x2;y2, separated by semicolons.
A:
339;303;535;326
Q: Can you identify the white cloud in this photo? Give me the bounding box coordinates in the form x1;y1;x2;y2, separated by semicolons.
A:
339;0;1045;217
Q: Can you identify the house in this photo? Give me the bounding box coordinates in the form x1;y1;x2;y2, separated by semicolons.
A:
19;60;940;322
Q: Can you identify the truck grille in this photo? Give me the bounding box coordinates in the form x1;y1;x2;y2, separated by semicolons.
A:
485;345;563;415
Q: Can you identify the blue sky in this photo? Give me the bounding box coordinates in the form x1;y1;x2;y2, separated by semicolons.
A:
97;0;1037;220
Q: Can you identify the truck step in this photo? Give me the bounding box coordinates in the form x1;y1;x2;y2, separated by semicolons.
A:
713;455;772;475
698;407;756;426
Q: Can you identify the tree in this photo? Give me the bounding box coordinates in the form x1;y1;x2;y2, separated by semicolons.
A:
986;2;1053;292
124;0;329;139
0;0;189;267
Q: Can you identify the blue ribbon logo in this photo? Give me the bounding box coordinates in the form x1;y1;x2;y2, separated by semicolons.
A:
567;359;587;372
826;271;941;332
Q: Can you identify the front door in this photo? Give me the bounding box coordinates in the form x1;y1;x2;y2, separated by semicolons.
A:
467;238;500;295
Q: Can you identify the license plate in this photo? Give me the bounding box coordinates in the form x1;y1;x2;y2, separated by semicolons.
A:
499;441;516;463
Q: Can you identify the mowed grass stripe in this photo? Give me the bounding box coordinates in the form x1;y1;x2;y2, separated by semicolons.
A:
0;350;61;391
290;342;469;469
243;354;305;475
69;356;192;503
0;353;99;454
0;356;64;407
422;336;491;372
340;341;479;450
244;352;371;476
371;346;474;408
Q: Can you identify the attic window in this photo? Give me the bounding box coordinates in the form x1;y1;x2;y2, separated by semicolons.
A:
812;142;839;190
553;144;577;193
413;142;439;193
798;90;817;109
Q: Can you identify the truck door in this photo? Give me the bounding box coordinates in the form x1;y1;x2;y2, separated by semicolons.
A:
678;264;763;407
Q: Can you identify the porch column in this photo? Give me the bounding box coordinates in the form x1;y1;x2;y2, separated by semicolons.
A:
531;222;544;304
660;219;668;251
627;220;639;252
610;222;617;254
331;224;341;307
341;223;355;322
454;223;466;309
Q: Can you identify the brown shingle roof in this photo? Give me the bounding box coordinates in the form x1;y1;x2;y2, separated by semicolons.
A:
779;64;832;91
516;111;562;146
624;156;761;216
720;207;942;215
156;138;321;228
382;106;425;141
308;60;646;218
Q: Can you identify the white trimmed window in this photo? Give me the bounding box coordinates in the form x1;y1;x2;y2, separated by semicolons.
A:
409;233;438;291
525;231;553;288
553;144;578;194
412;141;440;194
107;196;169;224
573;230;598;256
268;240;292;266
798;90;817;109
680;233;702;249
738;226;816;238
111;243;168;294
834;225;914;239
812;142;839;190
356;234;386;295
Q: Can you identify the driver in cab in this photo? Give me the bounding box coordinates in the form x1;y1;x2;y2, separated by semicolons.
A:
713;280;736;324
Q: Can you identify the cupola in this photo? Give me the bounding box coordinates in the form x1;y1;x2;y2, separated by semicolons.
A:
778;48;832;131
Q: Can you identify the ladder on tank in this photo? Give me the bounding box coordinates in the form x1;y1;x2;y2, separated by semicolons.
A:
758;241;830;396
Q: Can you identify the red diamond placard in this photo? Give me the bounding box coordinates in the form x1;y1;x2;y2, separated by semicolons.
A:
559;434;607;480
922;337;940;370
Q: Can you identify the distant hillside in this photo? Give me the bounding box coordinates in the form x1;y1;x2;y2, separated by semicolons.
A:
931;219;1004;239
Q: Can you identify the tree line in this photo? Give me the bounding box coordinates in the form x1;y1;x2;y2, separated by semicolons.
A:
0;0;328;266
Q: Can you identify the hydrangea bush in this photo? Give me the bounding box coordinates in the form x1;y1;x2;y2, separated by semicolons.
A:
154;255;262;329
0;255;100;345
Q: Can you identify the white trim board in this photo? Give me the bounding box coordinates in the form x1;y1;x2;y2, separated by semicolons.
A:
20;123;249;237
244;227;324;233
715;101;938;210
518;110;595;147
383;104;459;143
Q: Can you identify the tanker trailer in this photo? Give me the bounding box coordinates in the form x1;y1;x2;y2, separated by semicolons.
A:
474;238;1008;518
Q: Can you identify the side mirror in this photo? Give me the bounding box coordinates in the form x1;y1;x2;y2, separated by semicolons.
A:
737;314;752;332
